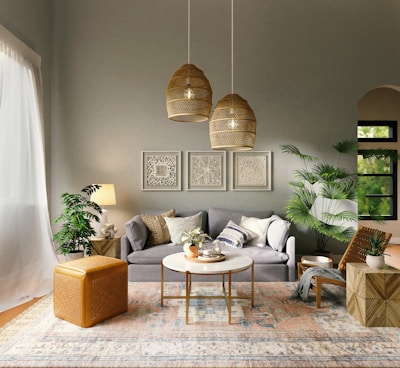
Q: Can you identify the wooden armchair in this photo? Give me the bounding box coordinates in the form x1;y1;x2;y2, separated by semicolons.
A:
297;226;392;308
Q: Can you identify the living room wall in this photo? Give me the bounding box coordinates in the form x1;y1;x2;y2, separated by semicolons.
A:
2;0;400;255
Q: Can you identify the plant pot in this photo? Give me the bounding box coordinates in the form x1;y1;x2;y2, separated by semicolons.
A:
65;251;85;261
366;255;385;269
184;244;198;258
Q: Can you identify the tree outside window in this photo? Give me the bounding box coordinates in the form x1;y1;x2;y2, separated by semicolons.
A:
357;121;398;220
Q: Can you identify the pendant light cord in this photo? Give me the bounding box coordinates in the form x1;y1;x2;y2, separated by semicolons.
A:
231;0;234;94
188;0;191;64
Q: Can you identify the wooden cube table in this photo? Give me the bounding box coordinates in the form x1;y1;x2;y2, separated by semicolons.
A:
90;236;121;258
346;263;400;327
54;255;128;327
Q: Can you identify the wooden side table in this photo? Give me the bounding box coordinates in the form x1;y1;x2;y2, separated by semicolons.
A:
90;236;121;258
346;263;400;327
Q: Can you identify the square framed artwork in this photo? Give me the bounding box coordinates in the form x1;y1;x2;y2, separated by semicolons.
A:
187;151;226;191
141;151;181;191
231;151;272;191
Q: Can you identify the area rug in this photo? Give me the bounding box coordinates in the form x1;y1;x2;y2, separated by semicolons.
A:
1;282;400;367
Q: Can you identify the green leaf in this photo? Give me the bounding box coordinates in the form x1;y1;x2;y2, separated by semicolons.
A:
333;139;358;154
281;144;318;162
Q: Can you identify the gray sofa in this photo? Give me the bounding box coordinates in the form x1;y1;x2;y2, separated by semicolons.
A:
120;207;296;282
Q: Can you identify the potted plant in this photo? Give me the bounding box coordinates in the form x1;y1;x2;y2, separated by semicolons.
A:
181;227;211;258
281;140;358;255
362;230;387;269
53;184;102;259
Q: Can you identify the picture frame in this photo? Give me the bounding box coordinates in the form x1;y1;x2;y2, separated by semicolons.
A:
187;151;226;191
231;151;272;191
141;151;181;191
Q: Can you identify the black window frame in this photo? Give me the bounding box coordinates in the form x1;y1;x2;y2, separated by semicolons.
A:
358;120;397;142
357;120;398;221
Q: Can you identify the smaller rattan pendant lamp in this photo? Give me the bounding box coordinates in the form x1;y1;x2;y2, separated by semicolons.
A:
209;0;256;150
166;0;212;122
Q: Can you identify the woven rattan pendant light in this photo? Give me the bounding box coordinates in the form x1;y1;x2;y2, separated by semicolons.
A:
166;0;212;122
209;0;256;150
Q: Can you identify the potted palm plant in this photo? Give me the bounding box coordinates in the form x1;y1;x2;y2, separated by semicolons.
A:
281;140;358;255
53;184;102;259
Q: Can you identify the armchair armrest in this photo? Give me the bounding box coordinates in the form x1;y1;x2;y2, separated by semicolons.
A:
286;236;296;282
297;261;318;280
120;235;133;262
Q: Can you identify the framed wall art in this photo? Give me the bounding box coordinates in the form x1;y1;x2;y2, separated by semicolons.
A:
187;151;226;191
231;151;272;191
141;151;181;191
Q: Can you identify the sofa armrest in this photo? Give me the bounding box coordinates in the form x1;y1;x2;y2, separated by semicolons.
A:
285;235;296;282
120;234;133;262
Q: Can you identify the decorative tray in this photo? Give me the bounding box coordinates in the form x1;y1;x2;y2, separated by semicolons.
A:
184;254;225;263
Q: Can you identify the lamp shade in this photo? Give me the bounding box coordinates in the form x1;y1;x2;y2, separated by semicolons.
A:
209;93;256;150
166;63;212;122
90;184;116;206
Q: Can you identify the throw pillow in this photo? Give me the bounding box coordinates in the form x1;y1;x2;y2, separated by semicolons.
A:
140;209;175;246
216;220;256;248
240;216;273;247
267;215;291;252
164;211;203;245
124;215;148;251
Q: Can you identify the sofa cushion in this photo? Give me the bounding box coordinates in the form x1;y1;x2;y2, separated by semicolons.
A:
267;215;291;252
140;209;175;246
124;215;148;251
164;211;203;244
216;221;256;248
127;243;182;264
240;215;273;246
175;210;208;234
208;207;274;239
220;244;289;264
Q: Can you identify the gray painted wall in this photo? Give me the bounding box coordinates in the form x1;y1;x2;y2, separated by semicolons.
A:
2;0;400;254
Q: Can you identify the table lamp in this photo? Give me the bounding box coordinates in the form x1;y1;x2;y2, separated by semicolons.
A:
90;184;116;237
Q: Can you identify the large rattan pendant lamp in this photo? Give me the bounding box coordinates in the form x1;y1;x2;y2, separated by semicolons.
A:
166;0;212;122
209;0;256;150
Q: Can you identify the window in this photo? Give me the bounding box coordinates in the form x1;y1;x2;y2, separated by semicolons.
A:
0;25;58;311
357;121;398;220
358;121;397;142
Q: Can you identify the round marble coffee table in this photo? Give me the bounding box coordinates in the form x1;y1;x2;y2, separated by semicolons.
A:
161;252;254;324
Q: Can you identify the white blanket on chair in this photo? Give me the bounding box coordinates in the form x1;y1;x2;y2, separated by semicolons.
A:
291;267;345;302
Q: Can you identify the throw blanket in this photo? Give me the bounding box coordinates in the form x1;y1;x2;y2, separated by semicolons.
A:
291;267;345;302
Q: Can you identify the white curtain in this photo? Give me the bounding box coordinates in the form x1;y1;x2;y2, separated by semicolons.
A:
0;25;58;312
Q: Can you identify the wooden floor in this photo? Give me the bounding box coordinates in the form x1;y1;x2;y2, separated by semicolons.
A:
0;298;41;327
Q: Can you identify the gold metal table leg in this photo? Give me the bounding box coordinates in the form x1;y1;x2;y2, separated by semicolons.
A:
228;271;232;324
160;262;164;307
186;271;190;324
251;260;254;307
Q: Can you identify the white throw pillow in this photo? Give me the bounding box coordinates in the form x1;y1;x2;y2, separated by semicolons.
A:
240;216;273;247
216;220;256;248
164;212;203;244
267;215;291;251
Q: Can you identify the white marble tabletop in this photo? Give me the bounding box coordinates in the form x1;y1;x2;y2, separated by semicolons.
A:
162;252;253;275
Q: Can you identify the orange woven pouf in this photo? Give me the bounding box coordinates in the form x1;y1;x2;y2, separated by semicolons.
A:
54;255;128;328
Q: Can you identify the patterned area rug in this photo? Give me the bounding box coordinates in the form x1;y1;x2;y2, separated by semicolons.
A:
0;282;400;367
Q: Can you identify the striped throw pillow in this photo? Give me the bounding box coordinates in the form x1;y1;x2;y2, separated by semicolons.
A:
216;220;256;248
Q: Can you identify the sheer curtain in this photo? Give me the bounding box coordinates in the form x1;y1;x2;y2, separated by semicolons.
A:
0;25;58;312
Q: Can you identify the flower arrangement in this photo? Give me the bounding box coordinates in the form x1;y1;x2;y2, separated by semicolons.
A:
181;227;211;250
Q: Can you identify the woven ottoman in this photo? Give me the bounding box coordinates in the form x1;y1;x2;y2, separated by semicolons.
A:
54;255;128;327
